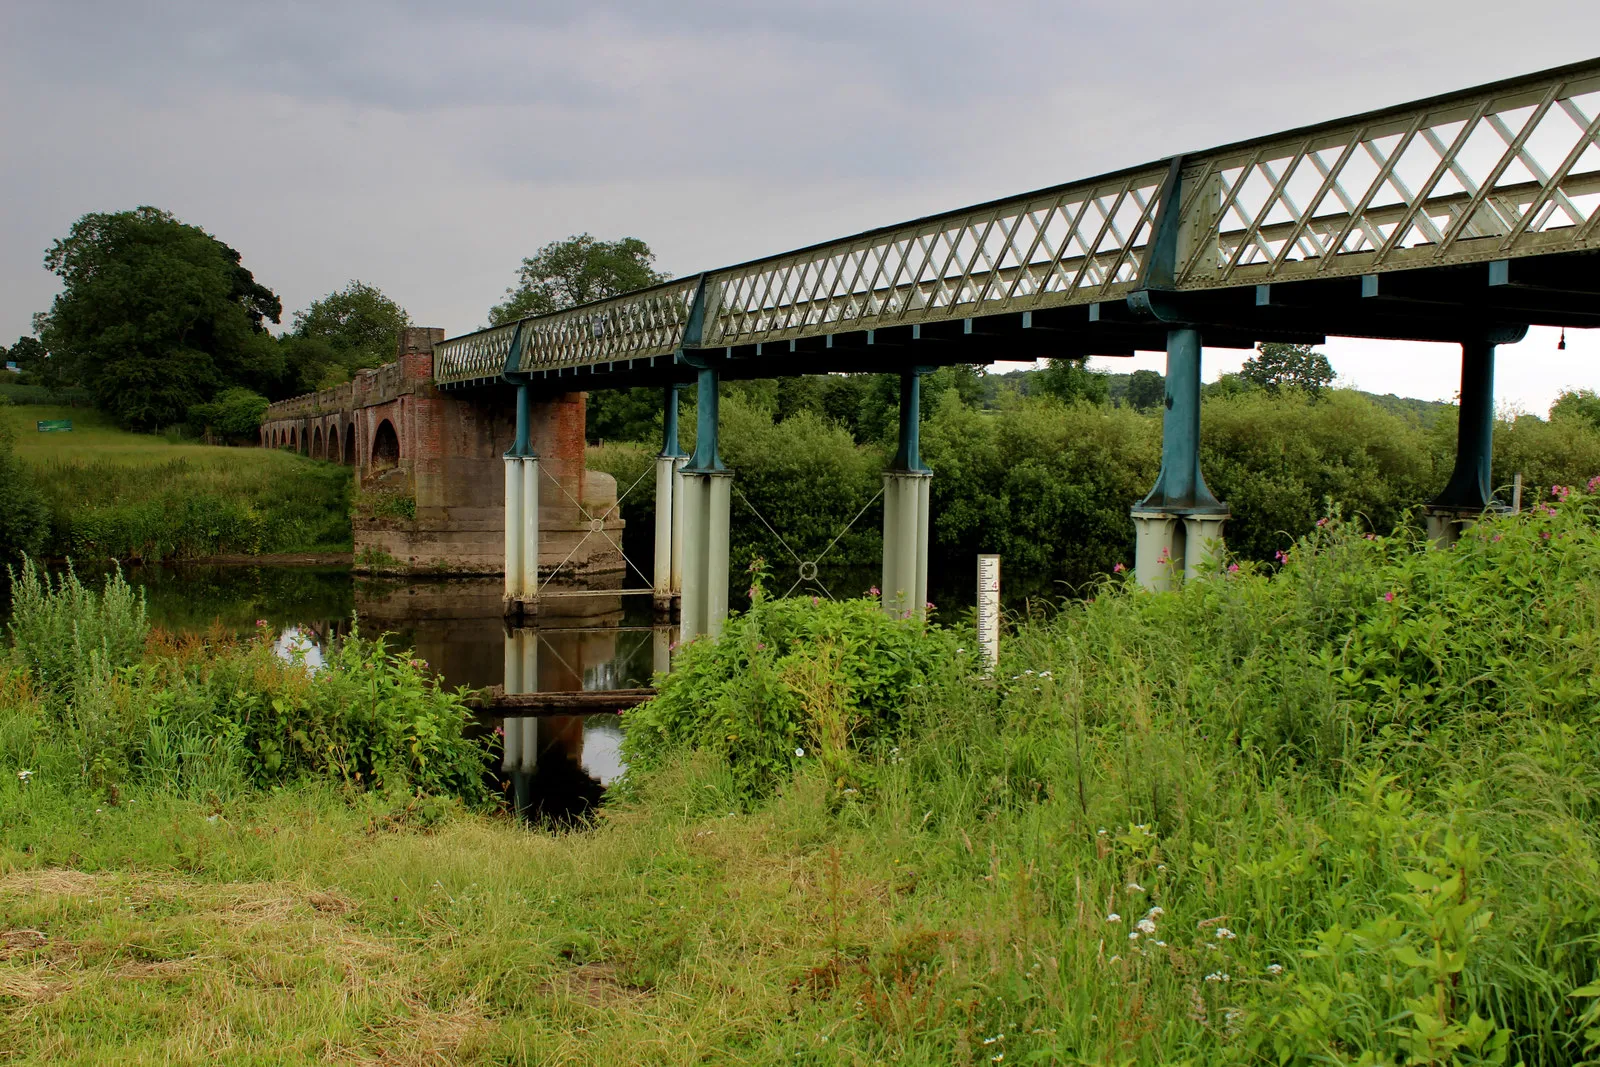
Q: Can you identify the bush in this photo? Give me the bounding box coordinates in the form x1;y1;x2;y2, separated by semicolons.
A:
621;576;960;801
186;386;269;443
2;564;486;801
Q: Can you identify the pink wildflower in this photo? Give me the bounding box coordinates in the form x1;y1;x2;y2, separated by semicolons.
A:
1227;563;1240;574
1384;591;1394;603
925;601;935;612
1552;484;1570;501
1588;474;1600;493
1274;550;1288;564
255;618;269;628
1113;563;1126;574
811;596;820;606
1316;517;1329;527
868;585;880;598
1542;530;1552;540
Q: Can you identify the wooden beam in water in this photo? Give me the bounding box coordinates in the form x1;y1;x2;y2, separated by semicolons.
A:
471;687;655;714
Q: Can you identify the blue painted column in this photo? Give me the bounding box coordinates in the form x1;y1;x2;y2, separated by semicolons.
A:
1425;338;1499;544
1130;328;1229;589
503;379;540;612
883;368;932;619
653;385;688;614
679;363;732;639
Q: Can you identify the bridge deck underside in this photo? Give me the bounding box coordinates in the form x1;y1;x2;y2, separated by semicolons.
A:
436;56;1600;393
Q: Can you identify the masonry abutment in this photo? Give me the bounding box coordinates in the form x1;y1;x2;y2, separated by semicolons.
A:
1131;328;1229;590
882;368;932;620
679;363;732;641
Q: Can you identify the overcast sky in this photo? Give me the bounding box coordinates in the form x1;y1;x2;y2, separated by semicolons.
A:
3;1;1597;412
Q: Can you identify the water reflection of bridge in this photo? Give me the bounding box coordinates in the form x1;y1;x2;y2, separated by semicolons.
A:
354;576;673;823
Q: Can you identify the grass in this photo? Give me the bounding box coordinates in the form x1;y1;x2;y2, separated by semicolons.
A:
3;490;1600;1063
1;406;351;561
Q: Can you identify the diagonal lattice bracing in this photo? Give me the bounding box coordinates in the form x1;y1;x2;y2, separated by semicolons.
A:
433;58;1600;385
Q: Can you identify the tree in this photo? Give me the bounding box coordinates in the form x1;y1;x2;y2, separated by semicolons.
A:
1550;388;1600;429
490;234;668;325
293;281;410;368
1239;342;1335;396
282;281;411;394
187;386;270;444
1035;357;1109;405
36;207;282;429
5;337;58;387
1125;369;1166;412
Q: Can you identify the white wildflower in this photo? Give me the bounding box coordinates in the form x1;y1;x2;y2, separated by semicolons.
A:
1204;971;1230;983
1126;882;1145;893
1154;940;1167;947
1267;963;1284;976
1215;927;1236;940
16;770;32;782
1128;931;1139;940
1145;906;1165;919
1136;918;1157;935
1106;913;1121;923
795;747;805;757
1039;670;1053;679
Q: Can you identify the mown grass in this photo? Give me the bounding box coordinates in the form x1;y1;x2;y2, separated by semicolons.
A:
3;489;1600;1063
0;406;350;561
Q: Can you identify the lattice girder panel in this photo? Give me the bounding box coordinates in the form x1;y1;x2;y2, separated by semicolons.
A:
1176;62;1600;288
515;278;700;371
701;166;1169;348
434;324;517;383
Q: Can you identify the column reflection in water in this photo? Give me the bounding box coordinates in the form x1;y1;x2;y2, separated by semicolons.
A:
496;617;677;824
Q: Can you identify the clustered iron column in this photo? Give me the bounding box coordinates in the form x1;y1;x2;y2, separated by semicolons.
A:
652;385;687;616
882;368;932;619
1424;337;1502;545
678;359;732;640
501;626;539;816
1130;328;1229;589
503;378;540;613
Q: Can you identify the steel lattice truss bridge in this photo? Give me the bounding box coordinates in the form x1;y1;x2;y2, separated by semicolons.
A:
435;56;1600;390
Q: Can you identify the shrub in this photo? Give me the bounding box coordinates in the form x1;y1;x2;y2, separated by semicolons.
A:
186;386;269;443
621;576;960;801
6;557;147;701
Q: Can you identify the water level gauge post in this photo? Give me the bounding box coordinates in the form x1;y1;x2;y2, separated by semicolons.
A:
977;554;1000;676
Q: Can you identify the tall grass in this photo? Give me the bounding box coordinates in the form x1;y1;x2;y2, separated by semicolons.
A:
2;405;350;559
2;489;1598;1063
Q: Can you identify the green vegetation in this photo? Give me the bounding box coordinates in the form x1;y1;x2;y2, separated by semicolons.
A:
0;405;350;562
590;381;1600;593
4;491;1600;1062
490;233;668;326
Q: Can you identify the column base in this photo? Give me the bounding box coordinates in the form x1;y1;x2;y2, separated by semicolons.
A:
1130;508;1229;590
882;470;932;619
679;469;733;641
1422;504;1498;547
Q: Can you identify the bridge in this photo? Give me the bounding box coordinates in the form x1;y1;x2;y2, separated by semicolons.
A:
269;56;1600;635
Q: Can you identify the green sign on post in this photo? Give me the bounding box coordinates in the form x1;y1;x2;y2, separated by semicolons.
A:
36;420;72;433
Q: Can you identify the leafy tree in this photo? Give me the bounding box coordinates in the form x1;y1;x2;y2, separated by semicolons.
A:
1550;388;1600;429
4;337;62;389
490;234;668;325
1035;357;1109;405
35;207;282;429
284;281;411;392
1125;369;1166;411
1239;342;1335;396
187;386;270;444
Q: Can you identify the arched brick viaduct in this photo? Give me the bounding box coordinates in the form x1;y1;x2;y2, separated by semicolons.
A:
260;327;621;576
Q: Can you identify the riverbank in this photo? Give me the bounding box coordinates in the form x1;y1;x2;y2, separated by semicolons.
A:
1;405;351;562
3;492;1599;1063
